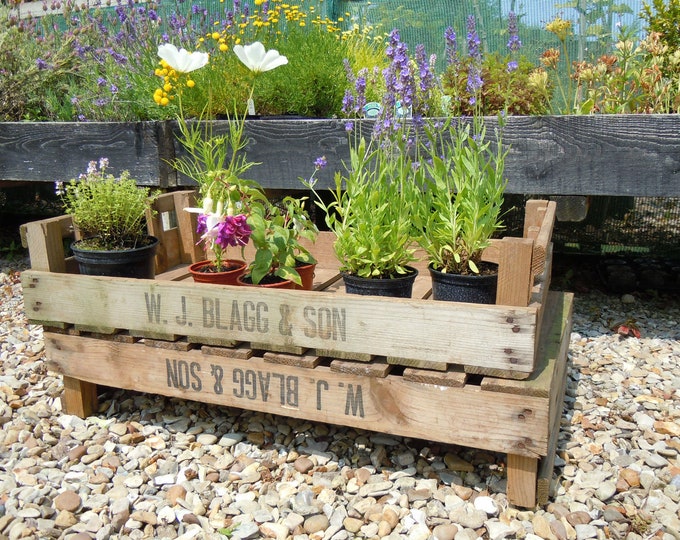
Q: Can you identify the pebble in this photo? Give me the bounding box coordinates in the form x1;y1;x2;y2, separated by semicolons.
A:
1;268;679;539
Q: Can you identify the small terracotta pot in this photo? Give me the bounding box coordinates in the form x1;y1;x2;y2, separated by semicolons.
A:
295;262;316;290
188;259;247;285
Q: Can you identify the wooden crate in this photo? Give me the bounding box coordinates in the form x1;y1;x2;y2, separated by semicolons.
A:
20;192;572;507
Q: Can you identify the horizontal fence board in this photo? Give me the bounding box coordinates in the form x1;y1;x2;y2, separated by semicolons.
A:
2;115;679;196
0;121;173;187
22;270;539;373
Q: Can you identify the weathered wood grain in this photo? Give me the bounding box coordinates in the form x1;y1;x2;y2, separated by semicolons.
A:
4;115;679;196
0;121;170;186
42;331;552;457
22;270;539;373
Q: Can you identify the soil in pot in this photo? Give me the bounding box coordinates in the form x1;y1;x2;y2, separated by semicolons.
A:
237;273;296;289
429;262;498;304
341;266;418;298
189;259;247;285
71;236;158;279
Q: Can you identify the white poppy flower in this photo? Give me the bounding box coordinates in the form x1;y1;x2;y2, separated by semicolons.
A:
233;42;288;73
157;43;209;73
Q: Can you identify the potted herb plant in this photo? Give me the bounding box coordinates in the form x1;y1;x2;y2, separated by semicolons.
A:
61;158;159;279
279;195;319;290
303;29;438;298
411;17;508;304
238;194;317;289
414;116;507;304
305;135;420;297
183;169;267;285
156;41;289;285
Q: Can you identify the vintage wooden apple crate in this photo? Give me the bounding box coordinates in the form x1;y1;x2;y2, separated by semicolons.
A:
21;192;572;508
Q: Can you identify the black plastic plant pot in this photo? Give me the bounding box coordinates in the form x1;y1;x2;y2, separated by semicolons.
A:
71;236;159;279
429;263;498;304
341;266;418;298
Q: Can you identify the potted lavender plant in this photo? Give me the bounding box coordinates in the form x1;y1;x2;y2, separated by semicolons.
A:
303;30;439;298
413;17;508;304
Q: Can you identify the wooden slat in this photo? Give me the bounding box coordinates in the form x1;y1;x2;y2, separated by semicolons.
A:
21;215;73;273
524;200;557;278
264;352;321;369
495;237;535;307
331;358;392;378
402;367;467;387
537;292;573;505
388;356;447;371
22;270;539;373
173;190;204;264
5;117;680;196
42;331;552;457
480;292;573;397
201;345;253;359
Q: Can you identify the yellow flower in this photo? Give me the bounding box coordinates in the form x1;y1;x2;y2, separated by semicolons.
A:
211;31;220;40
160;96;169;106
528;69;549;91
187;79;196;88
546;16;572;42
219;43;229;52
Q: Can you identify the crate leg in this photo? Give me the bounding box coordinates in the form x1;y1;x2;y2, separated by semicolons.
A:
61;376;98;418
506;454;538;508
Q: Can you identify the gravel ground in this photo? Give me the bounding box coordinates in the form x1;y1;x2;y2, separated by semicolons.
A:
1;254;679;540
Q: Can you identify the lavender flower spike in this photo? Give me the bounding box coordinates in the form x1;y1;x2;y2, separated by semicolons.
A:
444;26;458;67
465;15;483;99
507;11;521;53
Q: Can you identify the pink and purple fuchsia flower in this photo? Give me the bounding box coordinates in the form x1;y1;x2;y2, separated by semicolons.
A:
196;212;252;250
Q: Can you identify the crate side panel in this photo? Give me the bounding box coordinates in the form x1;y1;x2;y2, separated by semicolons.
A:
43;332;550;457
24;270;539;373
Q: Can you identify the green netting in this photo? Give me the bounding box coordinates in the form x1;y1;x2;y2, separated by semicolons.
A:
19;0;647;69
331;0;645;69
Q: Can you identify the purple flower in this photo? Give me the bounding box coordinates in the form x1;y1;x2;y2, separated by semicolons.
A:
110;84;119;94
355;69;367;112
507;60;518;73
341;90;355;116
466;15;482;63
444;26;458;67
115;5;127;23
97;77;107;87
109;50;128;65
148;9;158;21
314;156;328;170
507;11;521;53
466;15;483;100
196;214;208;236
35;58;49;70
216;214;252;248
343;58;355;86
